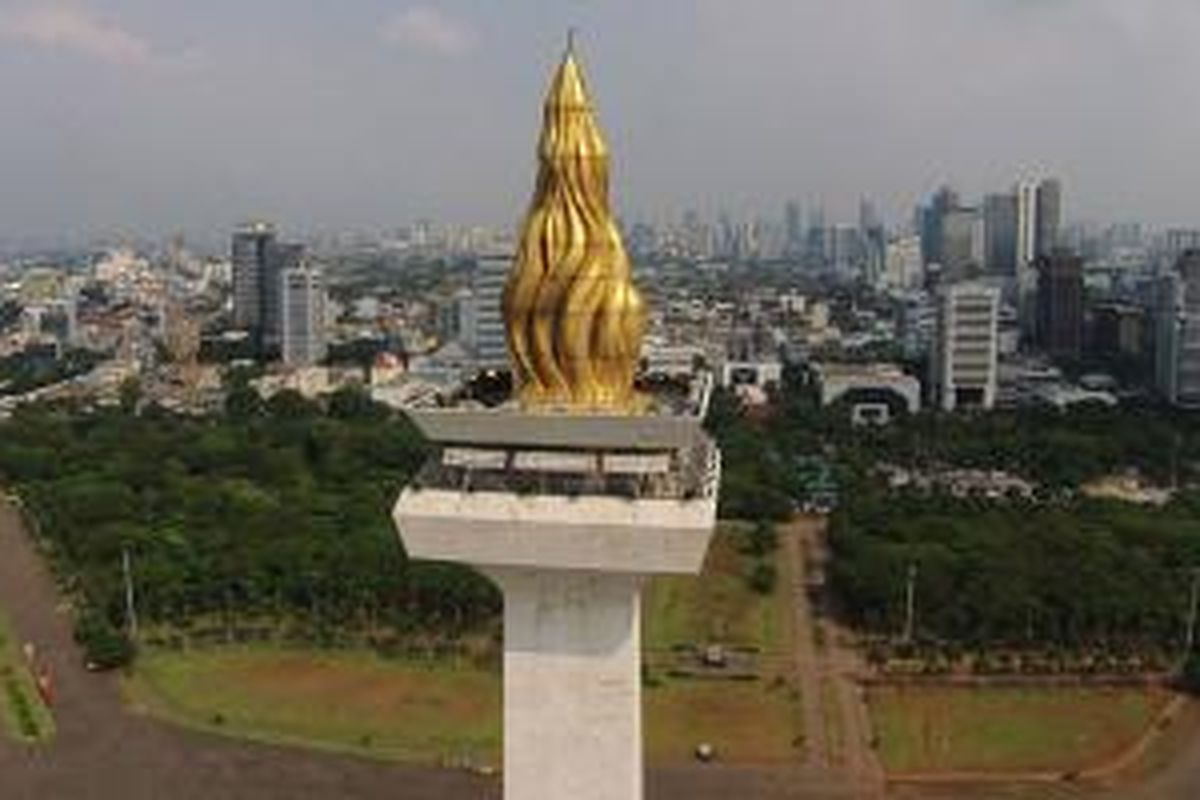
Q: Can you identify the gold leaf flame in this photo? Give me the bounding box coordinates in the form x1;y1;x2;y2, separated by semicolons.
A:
502;41;647;413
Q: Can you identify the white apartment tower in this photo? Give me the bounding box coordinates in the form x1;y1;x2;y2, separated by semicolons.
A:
933;282;1000;411
281;266;326;367
1156;251;1200;407
472;253;511;371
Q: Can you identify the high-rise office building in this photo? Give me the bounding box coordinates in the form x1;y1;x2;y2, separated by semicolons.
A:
1015;177;1064;340
231;222;305;357
784;201;802;256
983;193;1018;277
1164;229;1200;271
281;265;326;367
920;185;959;267
1037;179;1062;257
1156;251;1200;408
859;198;885;285
940;208;981;274
231;222;276;333
932;282;1000;411
440;287;477;349
1016;180;1040;287
884;235;924;290
1092;302;1145;359
264;243;303;353
474;253;511;371
1034;251;1083;359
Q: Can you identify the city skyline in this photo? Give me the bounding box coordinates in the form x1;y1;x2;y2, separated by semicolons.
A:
3;1;1200;241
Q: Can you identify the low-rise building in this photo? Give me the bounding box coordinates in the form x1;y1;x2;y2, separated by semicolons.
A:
812;362;920;425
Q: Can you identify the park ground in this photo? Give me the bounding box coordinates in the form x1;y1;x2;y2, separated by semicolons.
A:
125;523;804;767
124;517;1192;791
6;492;1200;799
869;684;1173;775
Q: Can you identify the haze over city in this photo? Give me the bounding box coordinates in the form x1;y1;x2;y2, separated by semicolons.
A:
4;0;1200;242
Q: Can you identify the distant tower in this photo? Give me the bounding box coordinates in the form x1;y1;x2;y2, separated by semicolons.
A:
231;222;304;358
933;282;1000;411
394;40;718;800
472;254;511;371
281;265;326;367
1015;177;1063;341
231;222;276;334
982;192;1018;277
1156;250;1200;407
1034;250;1083;359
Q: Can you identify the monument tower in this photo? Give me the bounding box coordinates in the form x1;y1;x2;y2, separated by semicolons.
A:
393;39;720;800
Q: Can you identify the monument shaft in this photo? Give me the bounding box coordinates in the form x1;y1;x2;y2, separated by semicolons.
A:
493;568;643;800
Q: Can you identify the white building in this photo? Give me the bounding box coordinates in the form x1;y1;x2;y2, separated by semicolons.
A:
884;235;924;290
1156;251;1200;408
473;254;511;371
281;266;326;367
813;362;921;425
933;282;1000;411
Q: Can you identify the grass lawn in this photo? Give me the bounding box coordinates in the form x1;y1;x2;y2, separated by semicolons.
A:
868;684;1173;775
0;611;54;744
645;678;800;763
642;522;801;763
643;523;788;653
126;647;502;765
126;523;803;766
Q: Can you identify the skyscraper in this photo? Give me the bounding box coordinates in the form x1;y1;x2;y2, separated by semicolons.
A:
281;265;326;367
1156;250;1200;408
1034;251;1083;359
1016;180;1040;284
1036;179;1062;257
231;222;304;357
1016;177;1064;341
263;242;303;353
784;200;802;256
473;253;511;371
883;235;923;290
932;282;1000;411
982;193;1018;277
231;222;276;333
859;198;885;285
940;207;981;275
920;185;959;267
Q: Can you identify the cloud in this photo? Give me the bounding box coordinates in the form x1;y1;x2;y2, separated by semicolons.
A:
380;6;476;57
0;4;151;65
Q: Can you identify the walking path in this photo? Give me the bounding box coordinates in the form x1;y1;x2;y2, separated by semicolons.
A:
783;515;887;796
781;517;830;769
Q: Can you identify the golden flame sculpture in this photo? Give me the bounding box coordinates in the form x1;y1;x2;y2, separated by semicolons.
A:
503;39;647;413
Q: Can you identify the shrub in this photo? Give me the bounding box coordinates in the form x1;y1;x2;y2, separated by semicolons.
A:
74;611;133;671
747;561;778;595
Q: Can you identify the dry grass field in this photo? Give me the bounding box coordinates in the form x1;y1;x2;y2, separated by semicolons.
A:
868;684;1173;775
126;648;502;765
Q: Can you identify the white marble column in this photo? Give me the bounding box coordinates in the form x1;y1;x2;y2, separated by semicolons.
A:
489;567;644;800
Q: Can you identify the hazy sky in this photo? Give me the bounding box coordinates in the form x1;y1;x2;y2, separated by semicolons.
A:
3;0;1200;242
